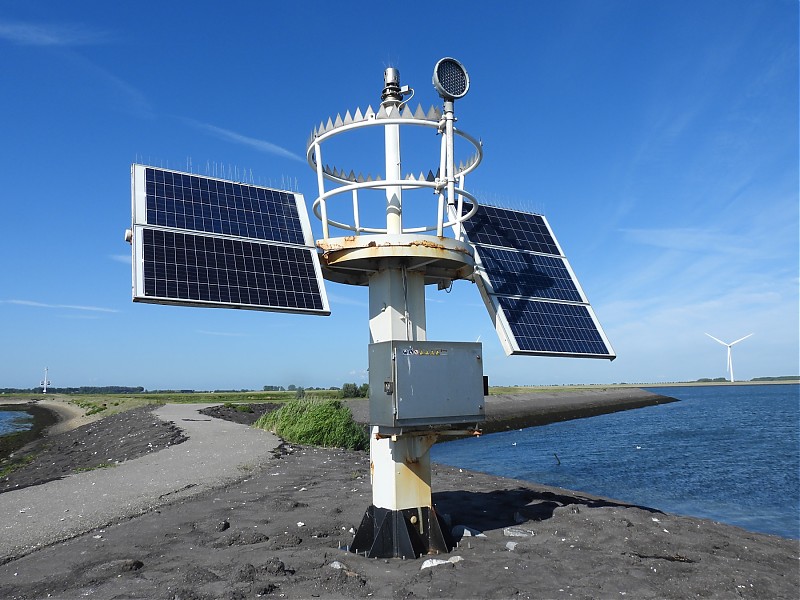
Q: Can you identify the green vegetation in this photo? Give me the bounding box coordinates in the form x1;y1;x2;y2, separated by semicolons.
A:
223;402;257;413
254;399;369;451
74;462;116;473
0;452;35;479
340;383;369;398
0;386;145;395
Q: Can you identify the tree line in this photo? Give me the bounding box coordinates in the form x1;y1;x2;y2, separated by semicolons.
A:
1;383;373;397
0;386;145;395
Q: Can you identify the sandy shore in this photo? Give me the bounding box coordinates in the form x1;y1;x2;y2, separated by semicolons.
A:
0;396;90;436
0;391;797;599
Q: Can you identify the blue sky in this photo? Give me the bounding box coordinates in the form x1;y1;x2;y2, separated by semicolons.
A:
0;1;797;390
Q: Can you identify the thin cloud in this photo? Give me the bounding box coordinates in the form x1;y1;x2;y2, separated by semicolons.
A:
110;254;132;264
0;20;152;118
196;330;249;337
0;20;110;46
184;119;305;163
621;227;749;255
73;53;152;118
3;299;118;313
326;292;368;308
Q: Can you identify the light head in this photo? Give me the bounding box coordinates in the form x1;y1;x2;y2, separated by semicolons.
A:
432;57;469;101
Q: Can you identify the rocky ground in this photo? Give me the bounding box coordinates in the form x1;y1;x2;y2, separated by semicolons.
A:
1;406;187;494
0;397;797;599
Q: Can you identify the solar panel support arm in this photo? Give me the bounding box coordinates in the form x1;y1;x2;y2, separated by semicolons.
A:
312;141;330;240
436;119;448;237
443;99;457;210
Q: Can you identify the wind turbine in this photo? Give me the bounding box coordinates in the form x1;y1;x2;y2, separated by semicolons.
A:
704;333;753;382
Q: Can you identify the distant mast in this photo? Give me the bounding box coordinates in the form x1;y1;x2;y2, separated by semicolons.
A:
40;367;50;394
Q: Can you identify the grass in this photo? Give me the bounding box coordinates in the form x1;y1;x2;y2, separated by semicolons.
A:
0;452;36;479
74;462;116;473
254;399;369;451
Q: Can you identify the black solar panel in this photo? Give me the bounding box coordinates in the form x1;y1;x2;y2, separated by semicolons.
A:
145;168;305;245
496;297;611;356
141;228;325;312
461;203;560;255
131;165;329;316
475;246;583;302
459;203;614;359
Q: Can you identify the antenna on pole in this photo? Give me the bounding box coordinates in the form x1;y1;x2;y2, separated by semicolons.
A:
40;367;51;394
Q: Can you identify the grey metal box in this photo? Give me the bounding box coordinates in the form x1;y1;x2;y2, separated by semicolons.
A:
369;341;485;429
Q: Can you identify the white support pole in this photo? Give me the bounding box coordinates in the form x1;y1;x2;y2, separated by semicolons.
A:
352;189;361;235
385;119;402;234
370;431;437;511
443;100;456;209
436;126;447;237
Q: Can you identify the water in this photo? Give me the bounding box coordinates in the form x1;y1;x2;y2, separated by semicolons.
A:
431;384;800;539
0;409;34;436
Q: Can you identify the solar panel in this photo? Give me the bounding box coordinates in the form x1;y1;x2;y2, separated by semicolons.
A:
130;165;330;315
459;203;614;359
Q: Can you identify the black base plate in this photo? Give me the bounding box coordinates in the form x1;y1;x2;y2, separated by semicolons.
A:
348;505;454;559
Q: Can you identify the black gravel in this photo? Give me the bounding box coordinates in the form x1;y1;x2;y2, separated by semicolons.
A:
0;405;187;494
199;402;282;425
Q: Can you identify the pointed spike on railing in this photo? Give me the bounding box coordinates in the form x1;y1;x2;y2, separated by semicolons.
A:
353;107;364;122
426;170;435;181
364;105;376;119
427;106;442;120
325;117;334;132
376;105;389;119
365;174;374;182
357;173;365;183
343;110;353;125
414;104;427;120
334;113;344;128
401;105;413;118
348;170;357;181
323;164;332;175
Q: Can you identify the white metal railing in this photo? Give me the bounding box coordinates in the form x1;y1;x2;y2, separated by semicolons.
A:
306;106;483;241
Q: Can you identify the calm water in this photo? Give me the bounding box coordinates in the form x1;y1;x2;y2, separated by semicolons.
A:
0;409;34;436
431;384;800;539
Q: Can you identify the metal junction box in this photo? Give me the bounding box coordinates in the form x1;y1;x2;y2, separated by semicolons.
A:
369;340;485;429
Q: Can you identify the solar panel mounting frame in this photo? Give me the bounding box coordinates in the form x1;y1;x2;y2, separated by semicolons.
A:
130;164;330;316
456;203;615;360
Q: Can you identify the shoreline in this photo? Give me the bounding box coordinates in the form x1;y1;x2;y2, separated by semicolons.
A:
0;397;87;462
482;387;677;434
0;402;59;462
343;387;679;435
